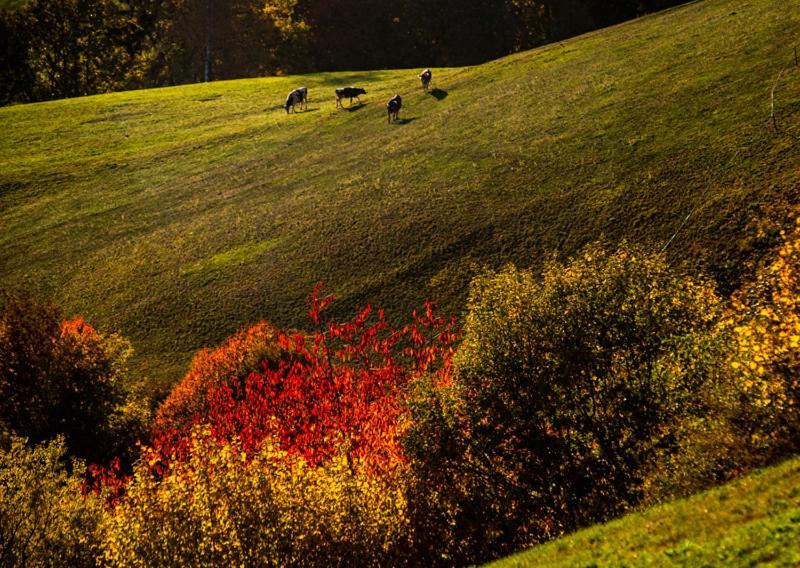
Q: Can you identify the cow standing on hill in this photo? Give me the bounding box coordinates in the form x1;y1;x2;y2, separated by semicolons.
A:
335;86;367;108
419;69;432;91
284;87;308;113
387;94;402;123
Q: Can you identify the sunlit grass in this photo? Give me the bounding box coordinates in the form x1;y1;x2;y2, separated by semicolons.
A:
180;238;286;277
490;456;800;567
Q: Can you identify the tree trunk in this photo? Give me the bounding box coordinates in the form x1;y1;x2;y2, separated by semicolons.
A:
203;0;212;82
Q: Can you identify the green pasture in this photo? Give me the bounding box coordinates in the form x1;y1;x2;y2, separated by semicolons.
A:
2;0;799;391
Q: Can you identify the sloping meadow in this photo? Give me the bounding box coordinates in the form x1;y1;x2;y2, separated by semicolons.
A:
1;0;799;392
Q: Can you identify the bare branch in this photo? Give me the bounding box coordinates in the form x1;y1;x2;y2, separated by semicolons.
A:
771;68;786;131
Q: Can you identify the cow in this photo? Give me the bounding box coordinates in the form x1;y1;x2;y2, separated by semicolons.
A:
387;94;402;123
284;87;308;113
335;86;367;108
419;68;432;91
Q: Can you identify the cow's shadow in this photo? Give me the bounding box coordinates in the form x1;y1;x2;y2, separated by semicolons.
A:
272;106;321;113
269;105;321;113
394;117;416;125
429;88;448;101
343;102;368;112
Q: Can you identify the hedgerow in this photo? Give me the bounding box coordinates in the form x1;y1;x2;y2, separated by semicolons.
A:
4;221;800;566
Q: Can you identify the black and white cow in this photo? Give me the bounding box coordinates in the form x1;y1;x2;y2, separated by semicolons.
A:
284;87;308;113
335;86;367;108
387;94;402;123
418;69;432;91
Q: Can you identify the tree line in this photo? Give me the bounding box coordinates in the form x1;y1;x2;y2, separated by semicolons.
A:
1;0;685;104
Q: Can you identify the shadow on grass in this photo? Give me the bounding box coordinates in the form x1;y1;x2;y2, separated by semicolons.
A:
316;72;377;85
343;102;368;112
272;106;321;114
429;88;448;101
394;117;417;125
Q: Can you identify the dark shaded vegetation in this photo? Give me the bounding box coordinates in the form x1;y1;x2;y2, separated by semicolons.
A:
0;293;148;464
403;245;717;562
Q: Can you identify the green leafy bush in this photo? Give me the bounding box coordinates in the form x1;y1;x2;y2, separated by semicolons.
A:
406;243;722;561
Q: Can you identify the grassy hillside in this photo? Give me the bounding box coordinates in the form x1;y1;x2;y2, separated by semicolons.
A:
2;0;800;390
490;456;800;567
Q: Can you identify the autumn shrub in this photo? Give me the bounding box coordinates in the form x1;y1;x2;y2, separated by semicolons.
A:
153;321;285;433
0;436;104;568
404;244;722;562
725;216;800;454
649;215;800;501
100;427;408;567
92;288;457;565
0;293;147;463
144;287;458;478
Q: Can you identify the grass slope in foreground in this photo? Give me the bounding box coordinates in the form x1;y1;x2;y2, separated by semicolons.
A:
491;456;800;567
2;0;800;390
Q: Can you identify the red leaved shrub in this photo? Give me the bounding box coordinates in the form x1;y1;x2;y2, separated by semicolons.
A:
152;321;285;433
147;286;458;477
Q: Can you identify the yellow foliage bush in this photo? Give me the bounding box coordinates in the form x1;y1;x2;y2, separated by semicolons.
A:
100;427;409;567
0;436;103;568
725;214;800;449
647;214;800;502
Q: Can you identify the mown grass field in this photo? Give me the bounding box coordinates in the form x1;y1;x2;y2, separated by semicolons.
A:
2;0;800;391
490;456;800;567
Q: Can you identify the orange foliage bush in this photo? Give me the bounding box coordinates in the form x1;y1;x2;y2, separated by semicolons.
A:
153;322;285;433
145;288;457;478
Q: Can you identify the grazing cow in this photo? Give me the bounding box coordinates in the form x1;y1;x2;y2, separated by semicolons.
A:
335;86;367;108
284;87;308;113
419;68;432;91
387;94;402;123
